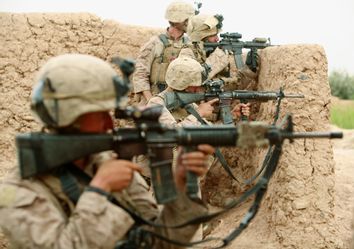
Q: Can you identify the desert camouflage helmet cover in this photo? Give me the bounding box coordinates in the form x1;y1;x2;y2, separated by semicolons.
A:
165;1;195;23
31;54;120;127
187;14;224;42
165;56;203;91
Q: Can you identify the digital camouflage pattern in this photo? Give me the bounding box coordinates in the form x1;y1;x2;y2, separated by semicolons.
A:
132;32;189;103
165;56;203;91
0;152;208;249
32;54;119;127
164;1;195;23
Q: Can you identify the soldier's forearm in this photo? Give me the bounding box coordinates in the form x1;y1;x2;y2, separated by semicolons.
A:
142;90;153;101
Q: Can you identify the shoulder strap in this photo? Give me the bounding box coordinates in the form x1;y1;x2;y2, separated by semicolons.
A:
182;35;189;44
158;34;170;48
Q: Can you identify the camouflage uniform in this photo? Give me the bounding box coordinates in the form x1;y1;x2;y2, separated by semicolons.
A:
185;14;258;91
133;32;190;102
132;1;195;105
0;54;208;249
145;56;213;241
147;56;206;127
0;154;207;249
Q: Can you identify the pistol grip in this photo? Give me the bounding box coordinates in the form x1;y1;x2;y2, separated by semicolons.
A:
240;99;249;121
184;146;200;199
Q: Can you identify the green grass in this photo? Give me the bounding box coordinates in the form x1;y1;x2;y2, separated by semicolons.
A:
330;105;354;129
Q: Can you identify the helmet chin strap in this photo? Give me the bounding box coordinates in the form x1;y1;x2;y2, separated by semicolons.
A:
31;78;59;128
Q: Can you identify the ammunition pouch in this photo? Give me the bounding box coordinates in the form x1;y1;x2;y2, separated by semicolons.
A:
151;82;167;94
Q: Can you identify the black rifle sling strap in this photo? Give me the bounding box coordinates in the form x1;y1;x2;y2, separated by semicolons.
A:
230;87;285;186
116;152;282;249
54;156;282;248
56;164;146;225
218;143;282;248
183;103;242;184
56;164;85;204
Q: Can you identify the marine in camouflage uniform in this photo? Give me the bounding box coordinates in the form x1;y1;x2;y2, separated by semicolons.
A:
136;56;217;178
147;56;216;127
132;1;195;105
0;54;214;249
177;14;253;123
183;14;259;91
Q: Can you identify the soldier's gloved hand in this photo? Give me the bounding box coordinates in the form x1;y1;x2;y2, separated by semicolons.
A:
197;98;219;118
174;144;215;190
245;49;258;73
90;159;142;192
232;103;251;118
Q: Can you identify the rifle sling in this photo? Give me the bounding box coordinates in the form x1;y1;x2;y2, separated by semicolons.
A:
56;164;146;226
55;148;282;248
119;143;283;249
184;103;243;184
115;89;287;247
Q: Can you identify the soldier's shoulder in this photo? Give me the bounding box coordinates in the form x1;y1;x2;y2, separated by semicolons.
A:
0;176;39;208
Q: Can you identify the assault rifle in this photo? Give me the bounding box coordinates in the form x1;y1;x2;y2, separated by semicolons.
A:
164;79;304;124
204;32;271;70
17;106;342;204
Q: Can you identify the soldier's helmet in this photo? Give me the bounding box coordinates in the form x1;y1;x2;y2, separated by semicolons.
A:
165;56;203;91
165;1;195;23
31;54;127;128
187;14;224;42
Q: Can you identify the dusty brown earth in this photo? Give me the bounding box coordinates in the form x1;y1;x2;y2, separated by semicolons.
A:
0;13;353;249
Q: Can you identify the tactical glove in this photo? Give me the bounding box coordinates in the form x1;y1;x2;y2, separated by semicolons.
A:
245;48;258;73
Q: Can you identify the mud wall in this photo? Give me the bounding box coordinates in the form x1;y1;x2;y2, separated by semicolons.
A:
0;13;341;249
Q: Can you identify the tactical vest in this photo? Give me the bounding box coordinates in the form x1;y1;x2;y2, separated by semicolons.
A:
150;34;189;94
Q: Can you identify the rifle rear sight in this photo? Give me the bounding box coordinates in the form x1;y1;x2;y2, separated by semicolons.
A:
202;79;224;93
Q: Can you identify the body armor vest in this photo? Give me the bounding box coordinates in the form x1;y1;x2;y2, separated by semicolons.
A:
150;34;189;94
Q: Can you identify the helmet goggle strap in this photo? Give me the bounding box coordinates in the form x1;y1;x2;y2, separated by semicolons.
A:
113;75;130;108
31;78;59;128
214;14;224;29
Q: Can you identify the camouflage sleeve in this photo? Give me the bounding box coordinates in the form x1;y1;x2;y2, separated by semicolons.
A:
147;96;200;127
206;47;229;79
133;36;163;94
0;182;135;249
113;172;159;221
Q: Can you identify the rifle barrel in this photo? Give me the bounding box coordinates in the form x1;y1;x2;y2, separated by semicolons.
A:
283;94;305;98
282;131;343;139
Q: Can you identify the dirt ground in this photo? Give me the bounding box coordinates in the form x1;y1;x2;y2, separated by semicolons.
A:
0;13;353;248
